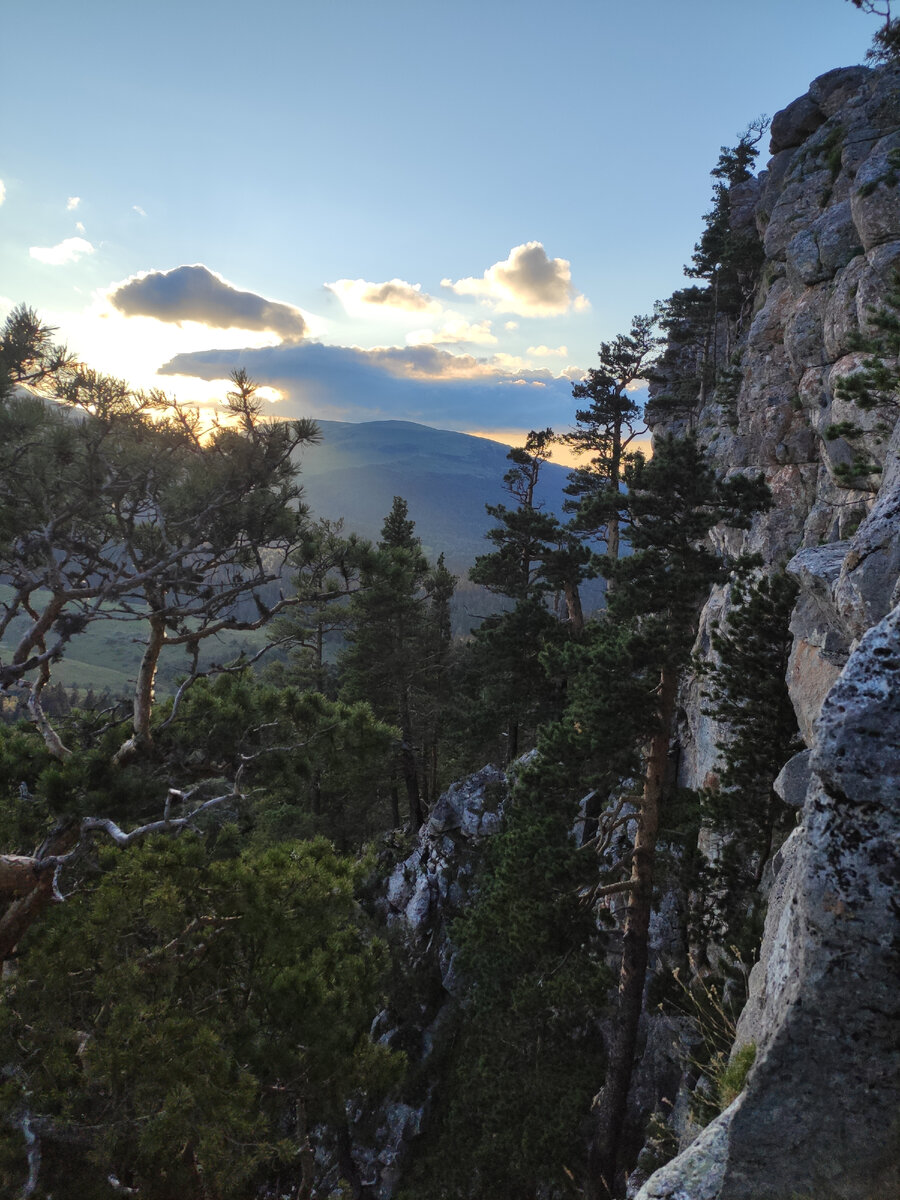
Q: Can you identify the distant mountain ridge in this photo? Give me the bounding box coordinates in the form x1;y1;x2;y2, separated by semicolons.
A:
295;419;579;573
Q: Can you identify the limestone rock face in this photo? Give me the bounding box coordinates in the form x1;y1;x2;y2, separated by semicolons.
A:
634;1104;737;1200
642;62;900;1200
720;607;900;1200
659;61;900;799
326;765;508;1199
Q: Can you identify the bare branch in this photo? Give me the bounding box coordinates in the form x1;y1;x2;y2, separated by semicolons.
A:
591;879;635;899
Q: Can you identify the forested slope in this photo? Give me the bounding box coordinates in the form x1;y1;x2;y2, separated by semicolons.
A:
0;49;897;1200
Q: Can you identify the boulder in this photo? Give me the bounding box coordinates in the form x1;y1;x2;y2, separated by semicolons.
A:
769;93;825;153
850;130;900;251
772;748;812;807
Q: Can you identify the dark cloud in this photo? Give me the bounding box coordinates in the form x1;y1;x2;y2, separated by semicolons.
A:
159;341;576;430
110;265;308;341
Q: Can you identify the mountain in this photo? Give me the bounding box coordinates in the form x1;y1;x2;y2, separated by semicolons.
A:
295;419;579;573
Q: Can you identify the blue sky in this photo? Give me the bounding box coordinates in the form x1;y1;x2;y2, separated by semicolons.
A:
0;0;877;449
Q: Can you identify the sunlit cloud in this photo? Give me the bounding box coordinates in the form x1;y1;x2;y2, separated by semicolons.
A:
159;340;579;429
325;277;442;316
441;241;588;316
0;180;6;206
75;221;86;234
406;317;496;346
527;344;568;357
43;292;297;411
66;196;81;211
133;205;147;217
108;264;309;342
30;237;95;266
504;320;518;331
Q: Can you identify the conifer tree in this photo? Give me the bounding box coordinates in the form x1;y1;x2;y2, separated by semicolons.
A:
408;754;609;1200
562;313;662;566
686;120;768;323
829;269;900;481
0;836;399;1199
420;553;456;803
471;427;591;625
339;497;453;830
697;570;801;948
466;432;584;761
565;435;770;1198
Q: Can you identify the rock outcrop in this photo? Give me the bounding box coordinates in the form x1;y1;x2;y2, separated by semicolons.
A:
637;62;900;1200
318;765;509;1199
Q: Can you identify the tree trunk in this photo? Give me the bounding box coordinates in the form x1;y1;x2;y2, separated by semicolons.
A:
400;740;422;832
589;663;677;1198
389;767;401;829
26;662;72;760
606;514;620;566
563;579;585;633
398;698;423;832
115;613;166;763
336;1122;377;1199
507;717;519;764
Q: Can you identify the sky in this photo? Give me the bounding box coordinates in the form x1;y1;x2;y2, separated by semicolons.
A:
0;0;878;455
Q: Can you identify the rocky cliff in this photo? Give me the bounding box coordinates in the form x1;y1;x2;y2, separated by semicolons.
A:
329;63;900;1200
636;63;900;1200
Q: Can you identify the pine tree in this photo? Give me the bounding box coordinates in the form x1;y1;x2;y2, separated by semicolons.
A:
0;836;399;1199
686;121;768;322
566;435;771;1198
339;498;452;831
471;428;591;625
562;313;662;566
466;433;584;761
698;570;801;949
408;755;610;1199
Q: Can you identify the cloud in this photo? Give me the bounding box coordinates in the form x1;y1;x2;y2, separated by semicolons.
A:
441;242;587;316
108;264;308;342
406;317;496;347
75;221;86;234
326;277;441;315
504;321;518;331
527;344;568;357
30;237;95;266
66;196;80;210
158;340;578;430
133;205;147;217
0;179;6;206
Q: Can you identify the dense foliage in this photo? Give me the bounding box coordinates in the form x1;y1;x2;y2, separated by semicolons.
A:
0;108;811;1198
0;836;398;1199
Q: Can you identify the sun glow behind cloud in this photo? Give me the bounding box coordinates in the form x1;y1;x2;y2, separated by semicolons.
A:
46;297;299;407
466;428;652;469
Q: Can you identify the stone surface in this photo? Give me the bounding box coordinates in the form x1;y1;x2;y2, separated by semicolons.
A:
655;62;900;1200
851;129;900;252
786;543;852;743
833;419;900;639
769;93;825;153
720;607;900;1200
772;748;812;807
633;1103;737;1200
348;764;509;1196
786;200;862;287
809;66;872;117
